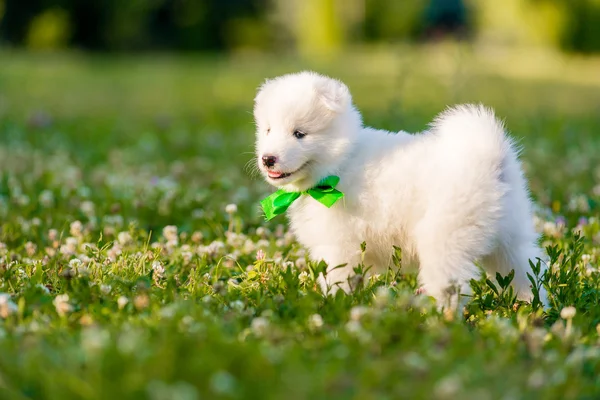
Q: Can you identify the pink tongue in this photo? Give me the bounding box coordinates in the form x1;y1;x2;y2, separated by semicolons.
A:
268;171;282;178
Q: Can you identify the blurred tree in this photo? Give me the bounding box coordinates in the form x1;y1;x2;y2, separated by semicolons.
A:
1;0;600;53
364;0;426;42
26;7;71;49
296;0;342;55
472;0;567;48
560;0;600;53
423;0;470;39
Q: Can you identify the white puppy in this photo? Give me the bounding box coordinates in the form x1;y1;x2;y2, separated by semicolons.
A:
253;71;545;306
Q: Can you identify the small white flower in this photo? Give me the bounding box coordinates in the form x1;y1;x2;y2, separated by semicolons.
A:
117;231;133;246
230;300;245;311
298;271;309;284
308;314;324;330
38;190;55;208
70;220;83;237
350;306;369;321
225;204;238;214
80;200;95;215
0;293;17;319
162;225;178;242
250;317;269;336
152;261;165;278
256;249;266;261
205;241;225;257
374;286;391;306
560;306;576;320
434;375;461;398
53;294;73;316
191;231;203;243
182;251;193;264
345;320;363;335
69;258;82;269
100;284;112;295
117;296;129;309
581;254;592;264
24;241;36;256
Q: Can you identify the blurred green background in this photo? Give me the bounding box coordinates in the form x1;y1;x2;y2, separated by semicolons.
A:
2;0;600;54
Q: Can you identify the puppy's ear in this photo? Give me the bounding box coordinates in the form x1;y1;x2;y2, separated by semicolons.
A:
254;79;271;105
314;76;351;113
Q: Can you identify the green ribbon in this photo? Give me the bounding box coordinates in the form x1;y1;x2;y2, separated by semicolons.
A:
260;175;344;221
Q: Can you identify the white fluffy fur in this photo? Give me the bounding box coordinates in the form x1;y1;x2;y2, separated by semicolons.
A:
253;71;546;307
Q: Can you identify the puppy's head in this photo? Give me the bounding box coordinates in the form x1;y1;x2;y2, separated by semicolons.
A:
253;71;361;191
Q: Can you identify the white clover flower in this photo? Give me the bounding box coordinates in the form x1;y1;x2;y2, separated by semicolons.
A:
295;258;307;270
543;221;559;237
107;244;122;261
134;294;150;310
251;317;269;336
162;225;178;242
81;327;110;352
434;375;461;398
298;271;309;284
374;286;391;307
152;261;165;278
100;284;112;295
70;220;83;237
117;231;133;246
206;241;225;257
38;190;55;208
257;239;269;249
243;239;256;254
255;249;266;261
226;232;244;247
53;294;73;316
255;227;267;237
80;200;95;215
117;296;129;310
191;231;203;243
230;300;244;311
24;241;36;256
350;306;369;321
560;306;576;320
345;320;363;335
69;258;82;269
182;251;193;264
60;237;79;256
0;293;17;319
225;203;238;214
308;314;324;330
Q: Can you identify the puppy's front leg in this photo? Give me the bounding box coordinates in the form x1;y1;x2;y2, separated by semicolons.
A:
311;244;362;295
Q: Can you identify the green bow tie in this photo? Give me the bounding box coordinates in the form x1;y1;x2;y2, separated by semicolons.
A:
260;175;344;221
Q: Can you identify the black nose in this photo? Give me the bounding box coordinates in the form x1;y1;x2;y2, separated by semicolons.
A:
262;155;277;168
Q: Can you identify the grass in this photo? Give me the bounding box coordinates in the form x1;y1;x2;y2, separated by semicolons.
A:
1;44;600;399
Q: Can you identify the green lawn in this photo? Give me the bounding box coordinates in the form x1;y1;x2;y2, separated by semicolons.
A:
1;45;600;399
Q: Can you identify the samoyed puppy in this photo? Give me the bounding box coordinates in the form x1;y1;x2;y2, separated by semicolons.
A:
253;71;546;307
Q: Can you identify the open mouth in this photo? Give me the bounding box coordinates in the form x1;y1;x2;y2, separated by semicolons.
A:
268;171;292;179
266;162;310;180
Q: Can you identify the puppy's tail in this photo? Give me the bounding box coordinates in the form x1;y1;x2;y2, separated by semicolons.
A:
430;104;514;173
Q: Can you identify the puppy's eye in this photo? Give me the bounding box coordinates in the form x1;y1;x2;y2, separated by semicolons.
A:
293;130;306;139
